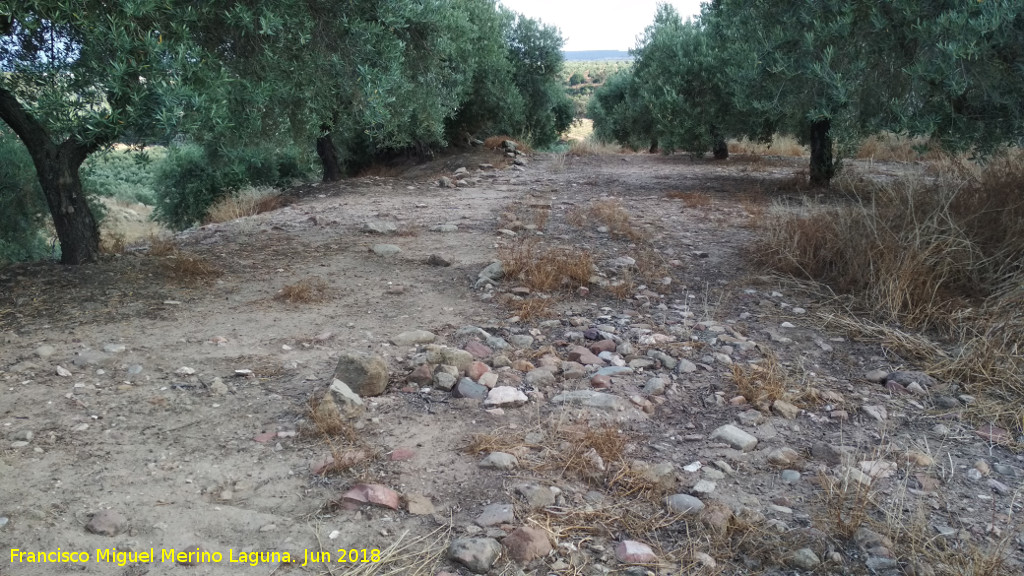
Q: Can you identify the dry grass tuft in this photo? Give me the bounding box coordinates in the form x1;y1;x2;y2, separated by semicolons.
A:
100;231;127;255
729;134;806;157
205;186;286;224
483;135;533;154
151;241;221;282
275;278;330;303
666;190;713;208
148;236;177;257
731;352;787;407
855;132;945;162
760;155;1024;428
515;297;556;321
499;239;594;294
568;137;621;156
568;198;646;242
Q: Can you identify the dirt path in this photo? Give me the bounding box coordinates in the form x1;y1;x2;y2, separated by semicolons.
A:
1;150;1020;576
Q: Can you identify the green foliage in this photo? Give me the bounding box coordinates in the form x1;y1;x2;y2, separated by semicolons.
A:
81;148;167;206
0;130;49;263
588;70;656;151
153;144;313;231
569;72;585;86
504;15;574;148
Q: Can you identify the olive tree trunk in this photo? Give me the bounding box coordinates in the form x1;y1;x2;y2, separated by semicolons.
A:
809;119;835;186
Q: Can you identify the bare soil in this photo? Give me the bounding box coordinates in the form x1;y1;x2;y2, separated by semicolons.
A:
1;149;1020;576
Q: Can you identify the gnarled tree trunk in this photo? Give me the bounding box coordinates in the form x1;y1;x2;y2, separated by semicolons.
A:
316;130;343;182
809;119;834;186
0;87;101;264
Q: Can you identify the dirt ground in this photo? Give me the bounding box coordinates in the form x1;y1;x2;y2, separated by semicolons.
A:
1;149;1021;576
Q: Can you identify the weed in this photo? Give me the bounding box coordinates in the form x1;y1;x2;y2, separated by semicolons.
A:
483;135;533;154
731;352;787;407
516;297;556;321
666;190;713;208
204;186;286;224
728;134;806;157
275;278;330;303
498;238;594;293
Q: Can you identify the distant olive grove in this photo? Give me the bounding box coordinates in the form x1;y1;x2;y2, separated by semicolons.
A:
0;0;573;263
589;1;1024;183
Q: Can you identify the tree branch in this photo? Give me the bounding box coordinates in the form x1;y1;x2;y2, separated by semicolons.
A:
0;84;54;160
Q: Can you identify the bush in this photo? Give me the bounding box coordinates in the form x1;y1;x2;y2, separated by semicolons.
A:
0;131;50;264
82;147;166;205
153;144;313;230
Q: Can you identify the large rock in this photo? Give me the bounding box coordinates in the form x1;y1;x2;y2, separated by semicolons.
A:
449;538;502;574
710;424;758;451
333;352;389;397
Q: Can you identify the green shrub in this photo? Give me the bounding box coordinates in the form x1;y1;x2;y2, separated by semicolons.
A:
153;144;313;230
0;131;50;264
82;147;166;205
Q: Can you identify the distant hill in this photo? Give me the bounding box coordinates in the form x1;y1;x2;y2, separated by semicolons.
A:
563;50;632;62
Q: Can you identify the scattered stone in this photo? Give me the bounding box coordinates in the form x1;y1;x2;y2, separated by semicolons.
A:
781;470;801;483
464;340;493;359
102;343;126;353
341;484;400;510
515;484;556;509
713;353;733;366
371;243;401;256
86;510;127;536
525;368;556;387
467;361;491;380
56;365;73;377
591;374;612;388
209;377;229;395
614;541;658;564
503;526;552;564
478;372;499;388
449;538;501;574
595;366;633;377
430;224;459;233
325;379;365;417
476;503;514;527
403;494;434;515
433;372;457;391
768;447;801;467
710;424;758;451
905;451;934;467
509;334;534;348
34;344;55;358
484;386;529;408
885;370;937;389
391;330;437;347
480;452;519;470
362;221;398;234
476;261;504;288
551;390;631;412
976;424;1011;444
771;400;801;419
642;377;666;396
691;480;716;496
407;364;433;386
426;254;452;267
454;378;488;400
737;409;766;427
789;548;820;570
333;352;389;397
438;177;455;188
862;405;888;422
568;346;604;365
860;460;897;479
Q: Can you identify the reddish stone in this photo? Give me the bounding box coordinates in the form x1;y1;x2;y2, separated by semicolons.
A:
568;346;604;366
503;526;552;564
467;361;492;380
464;340;493;359
341;484;400;510
976;425;1011;444
589;339;618;354
407;364;433;386
253;431;276;443
614;540;658;564
591;374;612;389
391;448;416;461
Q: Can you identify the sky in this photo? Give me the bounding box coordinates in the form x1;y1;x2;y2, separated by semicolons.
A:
498;0;706;51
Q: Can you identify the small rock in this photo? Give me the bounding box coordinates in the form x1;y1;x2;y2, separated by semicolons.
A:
464;340;494;359
642;377;667;396
480;452;518;470
789;548;820;570
34;344;55;358
433;372;457;391
391;330;437;347
591;374;612;388
430;224;459;233
85;510;127;536
363;221;398;234
515;484;556;509
478;372;499;388
614;540;658;564
710;424;758;451
102;343;126;353
885;370;937;388
771;400;801;419
209;377;229;395
768;447;801;467
341;484;400;510
425;254;452;267
568;346;604;366
862;405;888;421
407;364;433;386
448;538;502;574
475;503;514;527
691;480;716;496
326;379;365;417
676;359;698;373
56;365;73;377
467;360;491;380
454;378;488;400
509;335;535;348
503;526;552;564
781;470;801;483
333;351;389;397
484;386;529;408
525;368;556;387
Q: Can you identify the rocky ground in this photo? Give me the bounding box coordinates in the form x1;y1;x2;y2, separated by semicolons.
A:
1;146;1021;576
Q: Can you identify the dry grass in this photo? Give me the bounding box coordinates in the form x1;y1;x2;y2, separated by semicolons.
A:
567;137;621;156
568;198;646;242
149;239;221;282
275;278;330;303
855;132;946;162
731;352;787;407
498;238;594;294
729;134;806;157
759;155;1024;428
665;190;713;208
204;186;286;224
483;135;533;154
514;297;556;321
100;231;127;255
